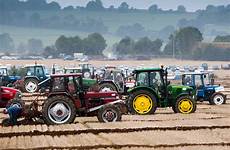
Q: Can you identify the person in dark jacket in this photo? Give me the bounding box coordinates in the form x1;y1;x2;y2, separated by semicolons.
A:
3;104;22;125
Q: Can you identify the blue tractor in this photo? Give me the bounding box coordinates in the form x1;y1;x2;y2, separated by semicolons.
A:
0;66;21;87
182;72;227;105
14;64;50;93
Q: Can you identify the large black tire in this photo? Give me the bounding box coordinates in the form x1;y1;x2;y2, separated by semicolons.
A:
1;118;11;127
174;96;196;114
24;78;39;93
172;105;177;113
99;83;117;92
97;105;122;123
42;96;76;125
127;90;157;115
209;92;226;105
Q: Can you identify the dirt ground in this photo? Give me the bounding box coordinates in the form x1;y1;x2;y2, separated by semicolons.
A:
0;60;230;149
0;102;230;149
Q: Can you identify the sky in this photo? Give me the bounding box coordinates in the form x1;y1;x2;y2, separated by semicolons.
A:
47;0;230;11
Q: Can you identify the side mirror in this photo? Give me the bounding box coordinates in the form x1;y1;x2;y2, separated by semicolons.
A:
211;78;214;85
167;80;170;85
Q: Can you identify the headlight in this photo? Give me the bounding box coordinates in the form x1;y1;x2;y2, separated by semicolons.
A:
84;72;91;78
182;87;187;91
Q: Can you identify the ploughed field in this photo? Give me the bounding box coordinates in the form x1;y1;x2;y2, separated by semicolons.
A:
0;76;230;149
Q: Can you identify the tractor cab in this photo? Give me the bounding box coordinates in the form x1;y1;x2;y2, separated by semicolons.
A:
0;67;8;86
25;65;49;80
78;63;94;79
127;67;196;115
182;72;226;105
49;73;97;93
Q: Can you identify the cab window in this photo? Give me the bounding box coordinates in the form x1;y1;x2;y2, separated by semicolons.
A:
149;72;162;87
183;74;193;86
195;75;203;87
35;67;44;76
27;67;35;76
136;72;149;86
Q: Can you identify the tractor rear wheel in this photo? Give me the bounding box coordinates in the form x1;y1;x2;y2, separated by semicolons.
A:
209;92;226;105
97;105;122;122
42;96;76;125
24;78;39;93
99;83;117;92
175;96;196;114
127;90;157;115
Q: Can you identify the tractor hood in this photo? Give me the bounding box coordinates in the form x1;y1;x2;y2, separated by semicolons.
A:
168;84;193;91
84;91;119;99
8;75;21;81
205;85;225;92
1;86;22;100
82;78;97;87
167;84;194;96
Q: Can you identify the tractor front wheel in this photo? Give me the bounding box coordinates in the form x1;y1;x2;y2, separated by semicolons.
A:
42;96;76;125
97;105;122;123
175;96;196;114
24;78;39;93
127;90;157;115
209;92;226;105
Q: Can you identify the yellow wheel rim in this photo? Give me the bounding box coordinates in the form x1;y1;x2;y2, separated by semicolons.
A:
133;94;153;114
178;98;193;114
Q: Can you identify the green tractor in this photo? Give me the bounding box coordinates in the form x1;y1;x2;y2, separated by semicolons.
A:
127;67;196;115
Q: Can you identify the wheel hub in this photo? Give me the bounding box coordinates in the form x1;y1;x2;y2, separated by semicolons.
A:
102;109;117;122
213;95;224;105
133;94;152;114
25;81;37;93
178;99;193;113
105;111;115;121
56;109;63;116
48;102;71;124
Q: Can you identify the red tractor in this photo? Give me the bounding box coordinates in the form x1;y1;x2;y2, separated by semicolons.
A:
0;84;22;108
41;73;125;124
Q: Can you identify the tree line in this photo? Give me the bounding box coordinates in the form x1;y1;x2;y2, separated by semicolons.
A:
1;27;230;61
0;0;187;13
43;33;107;57
0;12;108;33
177;4;230;33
